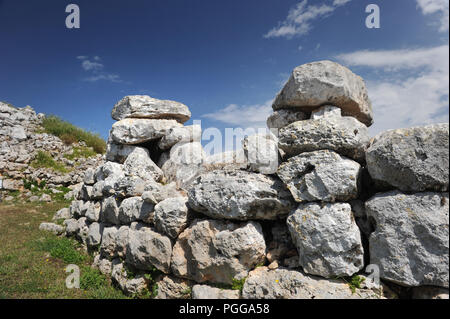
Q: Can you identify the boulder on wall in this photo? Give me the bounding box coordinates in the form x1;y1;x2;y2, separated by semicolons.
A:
366;123;449;192
277;150;361;203
111;95;191;123
110;118;182;145
278;106;370;162
171;219;266;285
272;60;373;126
242;267;384;299
366;191;449;288
187;169;294;220
287;202;364;278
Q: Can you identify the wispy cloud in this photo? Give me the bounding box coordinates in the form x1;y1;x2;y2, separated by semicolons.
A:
337;45;449;135
264;0;351;39
416;0;449;32
77;56;122;83
202;100;273;129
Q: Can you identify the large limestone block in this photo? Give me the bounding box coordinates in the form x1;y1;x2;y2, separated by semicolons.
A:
111;95;191;123
366;123;449;192
273;60;373;126
171;219;266;284
366;191;449;288
287;202;364;278
192;285;240;299
242;267;384;299
123;147;163;182
278;115;370;161
187;170;294;220
242;134;279;175
158;125;201;150
266;109;309;130
110;118;182;145
161;142;206;189
125;224;172;273
277;150;361;202
154;197;190;239
118;196;154;224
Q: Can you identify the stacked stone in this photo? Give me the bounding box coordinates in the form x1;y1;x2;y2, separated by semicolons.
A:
53;95;208;296
364;124;449;296
268;60;448;299
264;61;373;281
0;102;103;196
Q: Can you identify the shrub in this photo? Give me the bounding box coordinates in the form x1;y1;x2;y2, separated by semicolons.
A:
41;115;106;154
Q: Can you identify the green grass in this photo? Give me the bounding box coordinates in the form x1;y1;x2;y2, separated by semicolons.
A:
0;201;128;299
31;151;69;173
64;146;97;161
32;237;86;264
41;115;106;154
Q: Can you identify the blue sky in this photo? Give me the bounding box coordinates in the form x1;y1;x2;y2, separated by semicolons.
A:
0;0;448;149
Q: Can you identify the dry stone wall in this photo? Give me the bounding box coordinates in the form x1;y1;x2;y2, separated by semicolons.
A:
40;60;448;299
0;102;103;202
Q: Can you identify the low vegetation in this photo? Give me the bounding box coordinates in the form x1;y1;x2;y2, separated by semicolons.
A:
41;115;106;154
0;201;127;299
31;151;69;173
63;146;97;161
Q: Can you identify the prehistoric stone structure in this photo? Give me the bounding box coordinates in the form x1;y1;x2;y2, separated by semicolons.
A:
0;102;103;202
38;60;449;299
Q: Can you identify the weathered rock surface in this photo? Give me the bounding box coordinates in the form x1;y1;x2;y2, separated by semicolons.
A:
105;142;136;163
192;285;240;299
278;115;370;161
158;125;201;150
39;222;65;235
242;134;279;175
111;95;191;123
242;267;383;299
123;147;163;182
287;202;364;278
118;197;154;224
125;224;172;273
277;150;361;202
86;222;103;248
141;181;184;204
161;142;206;189
188;170;294;220
266;109;309;130
366;124;449;192
366;191;449;288
272;60;373;126
171;219;266;284
110;118;182;145
101;196;120;225
154;197;190;239
155;275;193;299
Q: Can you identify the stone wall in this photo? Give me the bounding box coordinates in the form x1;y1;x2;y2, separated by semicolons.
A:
0;102;103;202
40;60;449;299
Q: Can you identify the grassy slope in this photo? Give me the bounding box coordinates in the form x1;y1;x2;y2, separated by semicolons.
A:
0;200;127;299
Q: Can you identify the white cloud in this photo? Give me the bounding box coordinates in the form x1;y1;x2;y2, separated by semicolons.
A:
333;0;351;6
264;0;351;39
81;60;104;71
416;0;449;32
77;56;122;83
336;45;449;135
202;100;273;129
